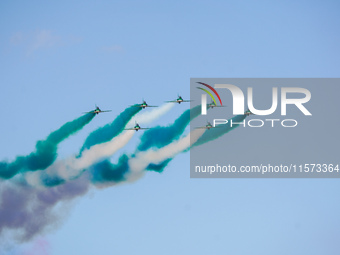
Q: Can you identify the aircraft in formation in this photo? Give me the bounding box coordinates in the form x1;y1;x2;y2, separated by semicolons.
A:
196;121;219;130
166;95;192;104
207;101;225;109
84;105;112;115
124;122;151;132
244;109;254;116
84;97;241;131
89;97;191;113
133;100;158;109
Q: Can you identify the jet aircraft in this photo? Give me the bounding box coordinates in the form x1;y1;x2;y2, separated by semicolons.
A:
207;101;225;109
134;100;157;109
84;105;112;115
166;95;192;104
125;122;151;131
196;122;218;130
244;109;254;116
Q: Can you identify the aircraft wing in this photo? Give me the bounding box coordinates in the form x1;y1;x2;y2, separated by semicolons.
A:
100;110;112;112
124;128;137;130
196;126;221;129
165;100;192;103
83;111;96;114
131;105;157;108
208;104;225;107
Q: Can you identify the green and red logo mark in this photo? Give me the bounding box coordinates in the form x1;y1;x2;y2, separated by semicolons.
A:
196;82;223;106
196;82;223;115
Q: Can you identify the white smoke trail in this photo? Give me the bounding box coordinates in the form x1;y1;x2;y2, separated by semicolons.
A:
60;103;175;178
24;131;135;186
4;108;201;243
126;129;205;181
0;175;91;244
126;103;175;126
64;104;174;174
70;131;135;171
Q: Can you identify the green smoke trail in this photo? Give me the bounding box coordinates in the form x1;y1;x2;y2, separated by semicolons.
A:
33;106;143;187
33;105;152;186
79;105;142;154
146;159;172;172
91;106;201;183
91;154;130;183
36;105;201;185
137;105;201;151
0;113;95;179
145;114;247;173
193;114;246;147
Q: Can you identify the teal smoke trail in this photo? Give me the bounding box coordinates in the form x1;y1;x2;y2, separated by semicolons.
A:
36;106;143;187
91;155;129;183
91;105;201;183
193;114;246;147
146;114;247;173
35;105;200;185
137;105;201;151
0;113;95;179
79;105;142;154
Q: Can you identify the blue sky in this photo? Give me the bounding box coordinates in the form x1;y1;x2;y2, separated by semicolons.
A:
0;1;339;254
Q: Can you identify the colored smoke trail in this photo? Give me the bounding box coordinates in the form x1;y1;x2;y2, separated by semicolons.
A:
71;104;175;173
24;104;176;187
22;136;132;187
193;114;247;147
25;131;136;187
0;176;90;243
137;105;201;151
0;104;246;245
90;129;205;185
137;114;248;174
1;237;50;255
0;105;180;242
91;106;202;184
128;128;205;176
0;113;95;180
79;105;142;154
127;103;175;126
73;131;135;171
130;105;201;173
23;238;50;255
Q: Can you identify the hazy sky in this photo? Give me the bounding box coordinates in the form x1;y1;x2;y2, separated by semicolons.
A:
0;1;339;254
